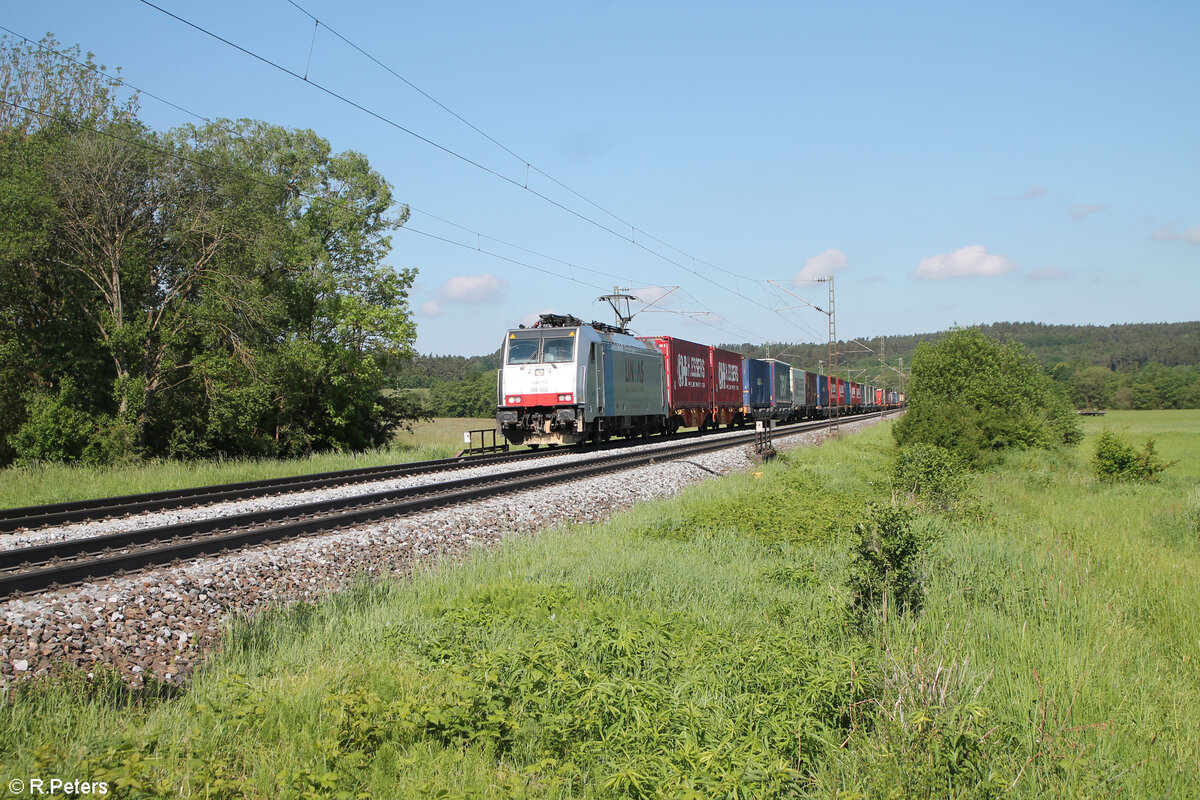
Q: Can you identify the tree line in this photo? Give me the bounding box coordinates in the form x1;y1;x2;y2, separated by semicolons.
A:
0;35;422;466
725;320;1200;411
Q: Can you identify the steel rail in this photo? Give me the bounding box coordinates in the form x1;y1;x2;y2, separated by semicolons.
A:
0;411;851;532
0;416;861;599
0;446;566;533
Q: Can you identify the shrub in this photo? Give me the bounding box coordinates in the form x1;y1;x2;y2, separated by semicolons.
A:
9;383;121;465
849;504;932;620
894;328;1081;468
891;443;968;509
1092;429;1171;483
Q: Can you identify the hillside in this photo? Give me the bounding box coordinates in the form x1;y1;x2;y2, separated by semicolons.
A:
721;321;1200;375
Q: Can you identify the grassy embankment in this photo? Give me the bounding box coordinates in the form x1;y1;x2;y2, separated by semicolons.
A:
0;418;496;510
2;411;1198;797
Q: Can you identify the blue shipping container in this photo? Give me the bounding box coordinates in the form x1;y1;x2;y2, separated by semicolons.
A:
764;359;793;409
742;357;772;411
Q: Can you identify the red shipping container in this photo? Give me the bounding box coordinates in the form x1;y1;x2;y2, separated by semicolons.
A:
639;336;712;427
709;346;743;426
805;371;818;407
709;347;743;408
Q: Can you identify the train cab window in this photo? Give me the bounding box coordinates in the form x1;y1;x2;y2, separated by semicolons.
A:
507;339;540;364
542;337;575;363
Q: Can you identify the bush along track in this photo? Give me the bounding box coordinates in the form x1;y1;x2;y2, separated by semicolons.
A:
2;416;1199;797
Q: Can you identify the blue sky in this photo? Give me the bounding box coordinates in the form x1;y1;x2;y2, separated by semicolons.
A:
5;1;1197;356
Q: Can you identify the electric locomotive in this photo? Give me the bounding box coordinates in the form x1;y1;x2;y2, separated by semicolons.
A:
495;314;668;447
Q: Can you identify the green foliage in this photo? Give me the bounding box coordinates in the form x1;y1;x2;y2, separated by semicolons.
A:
893;328;1082;467
373;579;870;797
849;504;933;619
891;443;969;509
836;696;1003;799
634;462;861;545
1052;360;1200;411
0;35;424;466
8;420;1200;797
726;322;1200;412
1092;429;1171;483
9;381;123;465
396;352;503;389
1185;486;1200;535
425;372;497;418
0;33;139;134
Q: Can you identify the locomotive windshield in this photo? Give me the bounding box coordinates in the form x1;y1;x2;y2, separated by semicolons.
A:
505;335;576;365
506;338;540;364
542;337;575;363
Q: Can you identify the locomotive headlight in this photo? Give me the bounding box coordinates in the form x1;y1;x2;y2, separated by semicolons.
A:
557;393;574;403
506;395;522;404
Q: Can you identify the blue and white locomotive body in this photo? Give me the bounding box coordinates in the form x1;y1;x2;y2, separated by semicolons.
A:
496;314;668;447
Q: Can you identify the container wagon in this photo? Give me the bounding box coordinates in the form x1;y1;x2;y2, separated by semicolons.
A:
709;346;745;428
742;357;772;421
764;359;793;420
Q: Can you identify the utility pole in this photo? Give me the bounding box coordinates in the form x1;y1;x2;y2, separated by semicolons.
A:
879;337;886;393
764;275;837;429
816;276;838;433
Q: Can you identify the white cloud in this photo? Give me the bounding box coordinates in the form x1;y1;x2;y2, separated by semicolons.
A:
1152;223;1177;241
914;245;1018;280
420;300;442;316
794;248;849;282
1070;203;1107;220
864;275;886;284
1023;184;1047;199
1152;221;1200;245
437;273;508;303
1029;266;1069;280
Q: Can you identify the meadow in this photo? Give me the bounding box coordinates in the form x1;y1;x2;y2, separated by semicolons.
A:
0;411;1197;797
0;418;497;510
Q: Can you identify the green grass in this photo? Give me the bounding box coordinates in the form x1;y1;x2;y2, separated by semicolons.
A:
0;418;497;510
2;412;1198;797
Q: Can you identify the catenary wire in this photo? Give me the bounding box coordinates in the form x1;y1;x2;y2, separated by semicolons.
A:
0;66;763;343
134;0;829;342
280;0;802;301
1;19;799;346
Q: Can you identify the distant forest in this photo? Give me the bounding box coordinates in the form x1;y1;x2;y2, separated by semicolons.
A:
409;321;1200;415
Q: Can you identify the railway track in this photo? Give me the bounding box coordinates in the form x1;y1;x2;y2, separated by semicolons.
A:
0;413;889;599
0;420;757;534
0;447;556;534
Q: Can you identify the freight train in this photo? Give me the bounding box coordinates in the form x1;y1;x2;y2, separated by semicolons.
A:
495;313;902;448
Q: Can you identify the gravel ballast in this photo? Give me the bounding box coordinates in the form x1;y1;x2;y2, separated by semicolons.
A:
1;415;888;687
